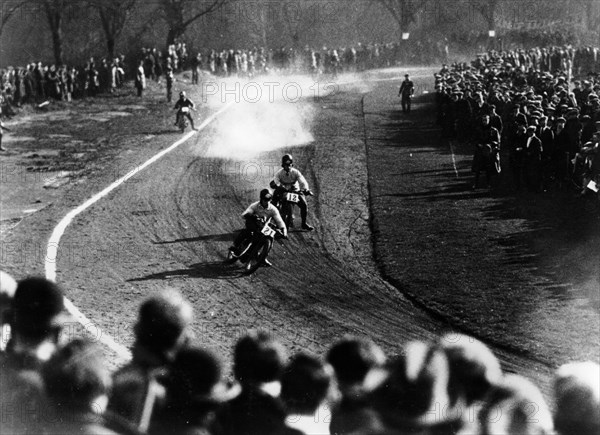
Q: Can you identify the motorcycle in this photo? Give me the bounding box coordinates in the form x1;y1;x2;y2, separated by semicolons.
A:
275;188;312;229
176;107;190;133
227;217;285;274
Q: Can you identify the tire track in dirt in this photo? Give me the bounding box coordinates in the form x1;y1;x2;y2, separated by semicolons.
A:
48;85;451;367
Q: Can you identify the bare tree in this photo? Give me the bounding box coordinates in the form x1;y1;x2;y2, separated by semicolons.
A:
472;0;499;31
377;0;426;37
160;0;228;46
88;0;137;59
280;0;321;49
0;0;28;37
42;0;67;65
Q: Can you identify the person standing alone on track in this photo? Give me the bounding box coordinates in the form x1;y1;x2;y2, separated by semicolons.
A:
399;74;415;113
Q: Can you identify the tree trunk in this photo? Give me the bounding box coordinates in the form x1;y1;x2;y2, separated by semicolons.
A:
48;14;63;65
166;26;182;46
107;37;115;59
51;27;63;65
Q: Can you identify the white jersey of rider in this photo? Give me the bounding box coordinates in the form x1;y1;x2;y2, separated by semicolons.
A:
243;201;285;229
273;167;309;191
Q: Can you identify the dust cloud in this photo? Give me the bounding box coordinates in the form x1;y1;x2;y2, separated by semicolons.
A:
190;73;372;160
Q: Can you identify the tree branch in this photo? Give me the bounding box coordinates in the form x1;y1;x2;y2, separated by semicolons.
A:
181;0;226;28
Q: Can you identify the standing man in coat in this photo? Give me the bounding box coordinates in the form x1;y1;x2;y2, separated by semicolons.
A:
399;74;415;113
135;60;146;97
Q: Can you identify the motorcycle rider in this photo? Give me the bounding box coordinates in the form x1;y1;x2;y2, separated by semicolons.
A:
173;91;197;130
270;154;314;231
230;189;287;267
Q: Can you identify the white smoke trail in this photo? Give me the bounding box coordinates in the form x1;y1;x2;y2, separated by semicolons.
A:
194;73;369;160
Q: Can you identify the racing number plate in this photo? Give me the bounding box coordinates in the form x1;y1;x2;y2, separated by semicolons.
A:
284;192;299;203
180;107;190;113
261;225;276;237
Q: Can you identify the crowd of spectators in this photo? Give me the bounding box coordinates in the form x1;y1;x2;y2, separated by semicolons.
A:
0;40;435;121
1;272;599;435
435;46;600;202
137;41;438;84
0;57;127;110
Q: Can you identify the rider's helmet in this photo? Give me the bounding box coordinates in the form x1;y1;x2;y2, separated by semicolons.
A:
179;91;186;98
259;189;272;201
281;154;293;167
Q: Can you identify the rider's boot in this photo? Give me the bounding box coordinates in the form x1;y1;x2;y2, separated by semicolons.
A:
301;222;314;231
300;208;313;231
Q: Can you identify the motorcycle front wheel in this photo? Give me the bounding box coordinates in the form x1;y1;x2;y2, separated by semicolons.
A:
245;238;272;274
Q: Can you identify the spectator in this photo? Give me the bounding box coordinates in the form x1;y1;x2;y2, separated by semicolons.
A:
471;113;501;189
479;374;553;435
524;124;544;192
439;333;502;406
280;352;334;435
326;336;387;434
108;289;193;432
212;330;288;435
0;270;17;350
0;277;71;434
42;338;122;434
369;341;466;434
553;361;600;435
150;345;240;435
135;60;146;97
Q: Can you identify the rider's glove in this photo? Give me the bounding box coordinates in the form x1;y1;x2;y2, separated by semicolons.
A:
304;189;314;196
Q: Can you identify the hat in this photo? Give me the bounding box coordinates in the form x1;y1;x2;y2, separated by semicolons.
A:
440;334;502;405
479;374;553;435
12;277;70;332
556;117;566;123
0;271;17;325
135;289;193;351
167;346;240;405
526;125;536;131
327;336;387;390
516;113;528;125
0;271;17;304
554;362;600;435
370;341;464;429
43;339;110;410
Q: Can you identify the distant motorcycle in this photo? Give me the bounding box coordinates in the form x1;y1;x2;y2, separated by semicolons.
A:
176;106;191;133
227;217;285;274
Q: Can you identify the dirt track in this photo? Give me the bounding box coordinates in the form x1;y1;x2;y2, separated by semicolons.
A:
1;69;598;399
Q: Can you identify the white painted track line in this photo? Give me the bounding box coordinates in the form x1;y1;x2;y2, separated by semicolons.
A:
45;104;231;363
